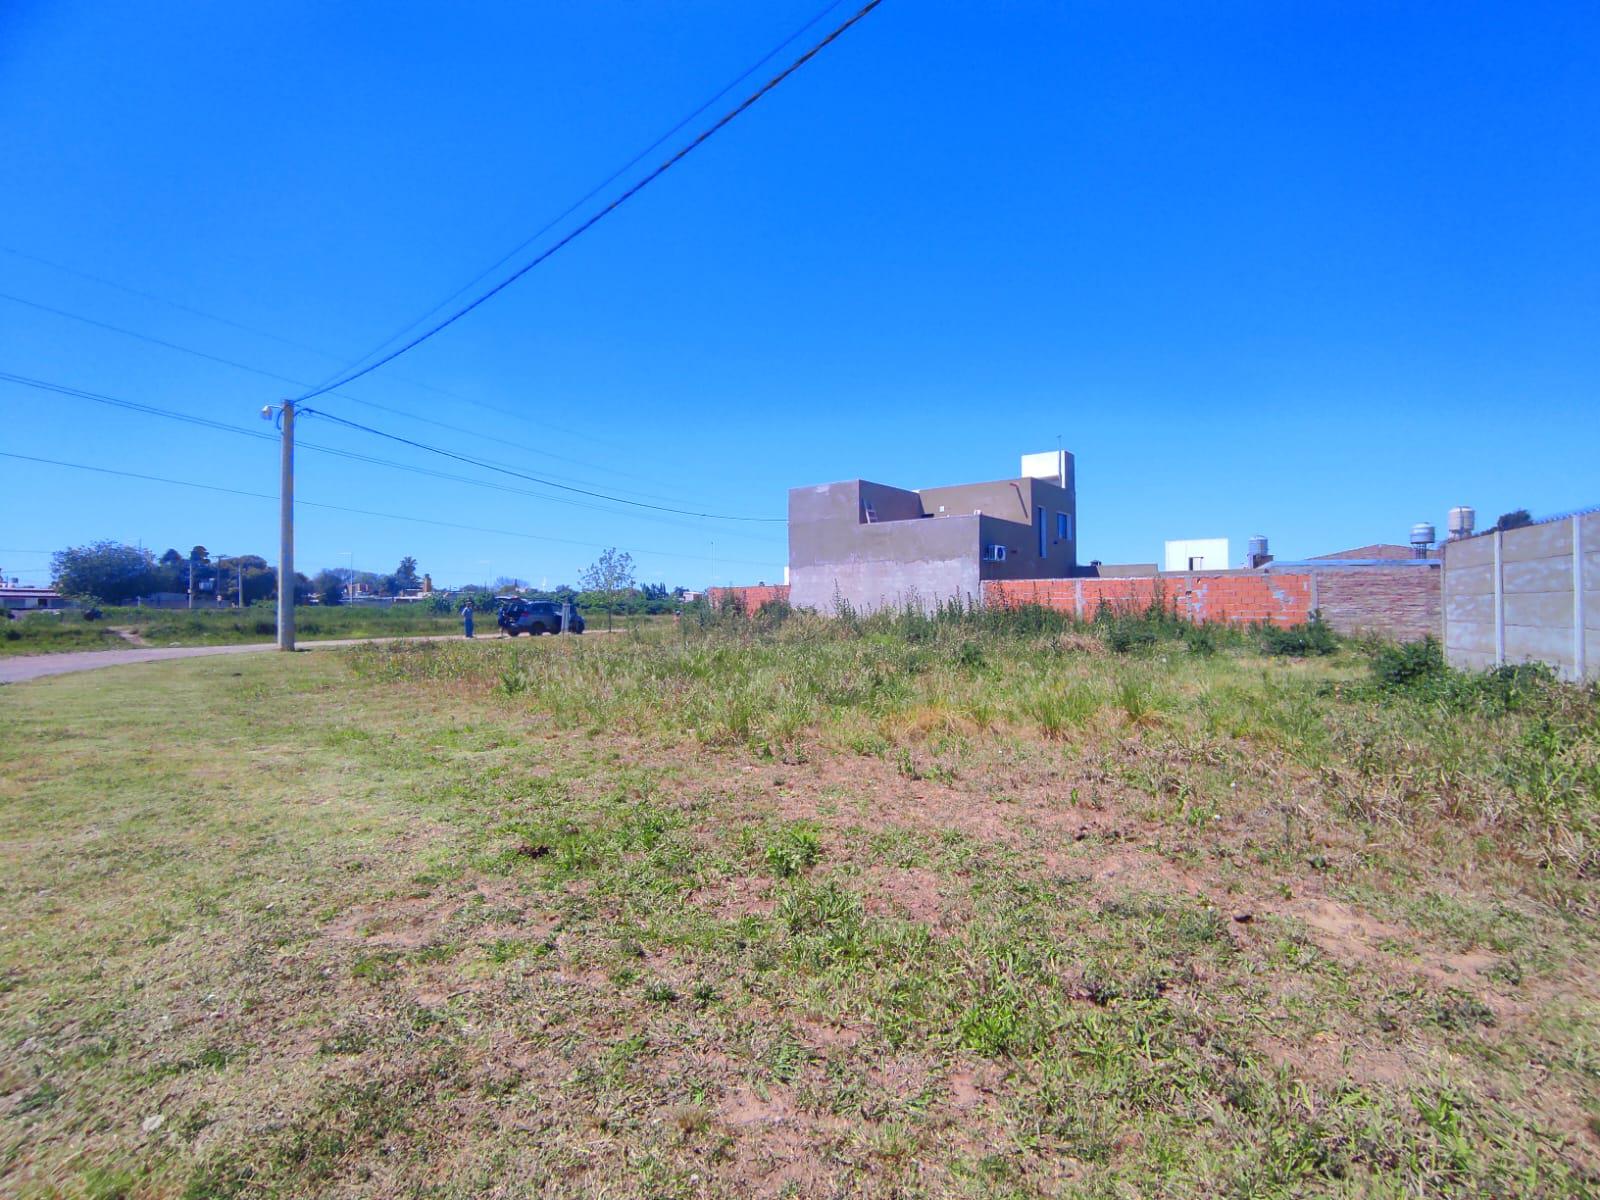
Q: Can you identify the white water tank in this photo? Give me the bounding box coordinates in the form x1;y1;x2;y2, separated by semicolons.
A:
1447;506;1476;540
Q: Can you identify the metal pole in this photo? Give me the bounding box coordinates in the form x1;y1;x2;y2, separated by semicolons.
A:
277;401;296;650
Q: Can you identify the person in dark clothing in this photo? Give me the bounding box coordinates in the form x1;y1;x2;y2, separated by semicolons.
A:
461;601;474;639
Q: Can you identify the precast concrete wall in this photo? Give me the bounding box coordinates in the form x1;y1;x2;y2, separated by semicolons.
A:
1443;511;1599;681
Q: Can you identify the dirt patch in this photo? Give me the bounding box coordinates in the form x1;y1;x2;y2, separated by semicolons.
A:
719;1084;801;1128
322;896;459;949
1285;897;1500;990
861;866;949;926
700;875;776;919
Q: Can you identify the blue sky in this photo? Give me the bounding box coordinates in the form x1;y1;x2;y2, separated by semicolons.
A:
3;1;1596;589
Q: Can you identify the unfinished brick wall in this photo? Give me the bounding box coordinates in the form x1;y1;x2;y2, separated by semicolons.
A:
1310;568;1440;641
984;569;1439;637
984;574;1311;628
713;569;1439;640
706;584;790;613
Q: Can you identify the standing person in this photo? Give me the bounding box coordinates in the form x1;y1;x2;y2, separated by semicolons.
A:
460;599;474;639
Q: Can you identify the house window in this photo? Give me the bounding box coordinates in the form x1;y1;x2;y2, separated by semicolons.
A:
983;544;1007;562
1188;556;1205;571
1057;512;1069;540
1036;506;1046;558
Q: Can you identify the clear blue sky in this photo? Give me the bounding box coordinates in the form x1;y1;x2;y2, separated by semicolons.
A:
4;1;1596;589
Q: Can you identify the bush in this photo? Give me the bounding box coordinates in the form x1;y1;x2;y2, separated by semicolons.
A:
1260;613;1338;657
765;825;822;877
1371;637;1446;689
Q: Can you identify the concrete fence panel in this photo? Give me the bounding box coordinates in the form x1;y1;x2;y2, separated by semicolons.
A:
1442;511;1597;682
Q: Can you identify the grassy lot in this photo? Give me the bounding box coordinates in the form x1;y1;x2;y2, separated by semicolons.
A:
1;606;667;656
0;613;127;655
1;606;1597;1197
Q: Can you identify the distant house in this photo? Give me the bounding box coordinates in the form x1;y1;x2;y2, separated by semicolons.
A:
1313;543;1437;561
788;451;1079;614
1;586;69;613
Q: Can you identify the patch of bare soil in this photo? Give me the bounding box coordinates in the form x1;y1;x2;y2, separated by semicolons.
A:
1285;896;1498;988
861;866;949;926
699;874;775;919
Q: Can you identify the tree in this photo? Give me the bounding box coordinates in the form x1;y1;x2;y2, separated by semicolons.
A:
1495;509;1533;532
394;556;421;592
312;568;346;606
51;541;160;604
216;555;274;605
579;548;635;632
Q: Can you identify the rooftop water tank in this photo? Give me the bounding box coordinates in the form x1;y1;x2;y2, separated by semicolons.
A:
1447;506;1476;539
1410;521;1435;548
1247;534;1269;559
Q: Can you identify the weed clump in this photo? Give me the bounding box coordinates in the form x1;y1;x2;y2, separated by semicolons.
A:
1260;613;1338;657
764;824;822;878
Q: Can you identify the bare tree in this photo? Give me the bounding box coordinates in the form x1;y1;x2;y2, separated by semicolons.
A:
579;547;634;633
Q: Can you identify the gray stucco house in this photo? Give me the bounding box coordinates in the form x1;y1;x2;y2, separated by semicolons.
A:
788;452;1078;613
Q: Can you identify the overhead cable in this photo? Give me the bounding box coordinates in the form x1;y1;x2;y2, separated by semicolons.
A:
301;407;786;522
0;370;783;538
292;0;884;401
0;451;783;569
317;0;854;385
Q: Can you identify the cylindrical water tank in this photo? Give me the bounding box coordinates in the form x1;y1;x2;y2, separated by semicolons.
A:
1247;534;1269;560
1410;522;1435;548
1447;506;1476;539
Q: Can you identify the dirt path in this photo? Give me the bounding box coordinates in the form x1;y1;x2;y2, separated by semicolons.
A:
0;634;496;685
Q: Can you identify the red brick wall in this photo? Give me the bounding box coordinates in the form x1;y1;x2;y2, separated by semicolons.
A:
1309;568;1440;641
711;569;1439;639
984;567;1439;638
985;574;1312;628
707;584;790;613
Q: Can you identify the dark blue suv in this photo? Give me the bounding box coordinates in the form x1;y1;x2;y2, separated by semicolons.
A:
495;598;582;636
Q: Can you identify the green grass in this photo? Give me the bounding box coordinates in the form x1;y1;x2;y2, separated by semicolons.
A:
3;605;675;655
0;612;125;655
1;607;1597;1197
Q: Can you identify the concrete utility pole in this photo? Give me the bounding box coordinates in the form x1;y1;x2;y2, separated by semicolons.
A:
276;401;296;650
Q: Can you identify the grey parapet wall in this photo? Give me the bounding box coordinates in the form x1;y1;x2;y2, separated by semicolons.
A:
1443;508;1599;682
787;473;1078;616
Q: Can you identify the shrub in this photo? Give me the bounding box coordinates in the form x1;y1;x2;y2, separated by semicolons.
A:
764;825;822;877
1371;637;1446;689
1260;613;1338;657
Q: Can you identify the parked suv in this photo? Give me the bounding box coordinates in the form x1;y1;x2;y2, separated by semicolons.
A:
495;597;582;636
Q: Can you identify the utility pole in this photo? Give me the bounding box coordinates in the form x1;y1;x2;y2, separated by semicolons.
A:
276;401;296;650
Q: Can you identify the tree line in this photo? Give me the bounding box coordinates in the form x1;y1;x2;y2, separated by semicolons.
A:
48;542;690;620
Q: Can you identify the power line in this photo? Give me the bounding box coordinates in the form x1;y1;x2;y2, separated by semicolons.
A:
0;243;623;448
0;451;783;569
293;0;884;402
301;406;784;522
317;0;853;388
0;370;783;539
0;290;713;503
